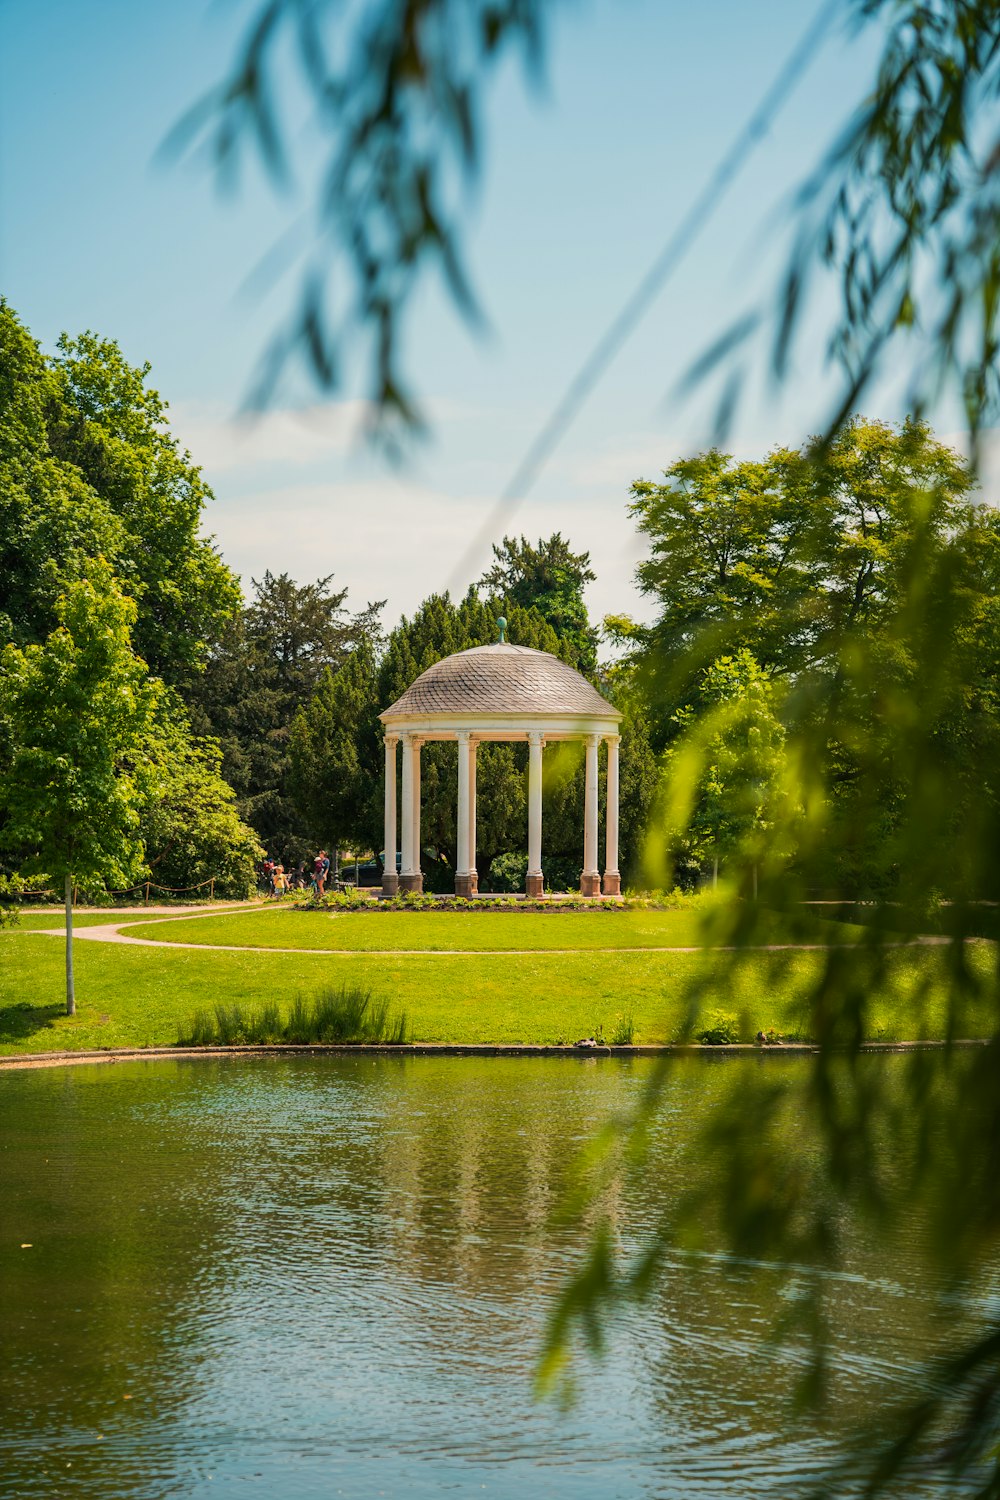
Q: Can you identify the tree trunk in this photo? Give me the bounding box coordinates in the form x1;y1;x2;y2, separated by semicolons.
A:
64;872;76;1016
712;854;719;892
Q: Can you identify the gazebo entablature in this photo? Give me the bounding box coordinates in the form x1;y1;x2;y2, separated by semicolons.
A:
378;705;623;901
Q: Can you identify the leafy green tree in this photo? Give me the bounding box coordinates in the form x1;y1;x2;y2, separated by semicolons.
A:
0;566;161;1012
139;711;264;899
48;330;241;681
628;418;977;743
661;651;788;891
479;533;599;673
0;302;240;679
544;449;1000;1495
0;302;122;651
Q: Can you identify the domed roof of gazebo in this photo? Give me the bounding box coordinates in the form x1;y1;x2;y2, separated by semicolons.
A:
380;644;620;721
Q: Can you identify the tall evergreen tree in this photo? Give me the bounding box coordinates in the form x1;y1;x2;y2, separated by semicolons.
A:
185;571;382;858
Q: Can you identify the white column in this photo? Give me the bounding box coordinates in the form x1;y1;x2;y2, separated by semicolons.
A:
602;735;621;897
401;733;414;876
527;732;544;897
582;733;600;896
456;730;470;894
382;735;398;895
468;738;478;891
411;737;422;890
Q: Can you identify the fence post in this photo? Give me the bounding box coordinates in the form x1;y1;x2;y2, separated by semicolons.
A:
210;878;215;901
145;882;150;906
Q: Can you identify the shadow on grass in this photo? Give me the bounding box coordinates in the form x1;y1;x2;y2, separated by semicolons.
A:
0;1002;65;1045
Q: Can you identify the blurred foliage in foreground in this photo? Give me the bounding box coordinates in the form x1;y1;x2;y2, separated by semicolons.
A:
544;421;1000;1495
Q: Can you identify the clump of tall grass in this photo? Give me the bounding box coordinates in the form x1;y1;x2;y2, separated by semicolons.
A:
179;985;408;1047
610;1011;635;1046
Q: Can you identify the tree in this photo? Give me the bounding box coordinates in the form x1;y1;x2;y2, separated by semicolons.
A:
627;418;977;743
544;452;1000;1494
0;566;161;1012
139;709;264;899
479;533;599;673
169;0;550;445
661;652;788;892
48;329;241;681
287;643;383;859
184;571;382;858
0;302;123;653
0;302;240;679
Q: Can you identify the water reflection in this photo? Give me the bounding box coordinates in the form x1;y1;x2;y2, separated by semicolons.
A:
0;1055;991;1498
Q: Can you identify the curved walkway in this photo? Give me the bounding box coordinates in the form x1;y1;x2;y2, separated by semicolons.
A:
31;916;949;958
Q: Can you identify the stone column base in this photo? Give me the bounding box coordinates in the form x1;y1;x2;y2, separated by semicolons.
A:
601;871;621;896
580;872;601;897
454;872;476;898
398;872;424;894
525;872;544;899
381;872;399;898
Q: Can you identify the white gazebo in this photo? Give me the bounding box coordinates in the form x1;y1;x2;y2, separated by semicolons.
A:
378;628;623;899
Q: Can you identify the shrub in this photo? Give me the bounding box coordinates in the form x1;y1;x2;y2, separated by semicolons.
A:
696;1012;741;1045
295;888;701;914
489;852;528;892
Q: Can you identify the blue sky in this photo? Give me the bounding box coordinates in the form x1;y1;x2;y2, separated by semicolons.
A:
2;0;907;627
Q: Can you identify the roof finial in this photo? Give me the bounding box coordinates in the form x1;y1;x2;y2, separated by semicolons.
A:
497;616;507;644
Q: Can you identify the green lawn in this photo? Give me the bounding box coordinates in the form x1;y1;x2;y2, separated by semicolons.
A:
126;904;872;952
1;909;996;1053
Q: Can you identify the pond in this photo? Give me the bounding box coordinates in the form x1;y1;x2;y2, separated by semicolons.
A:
0;1055;991;1498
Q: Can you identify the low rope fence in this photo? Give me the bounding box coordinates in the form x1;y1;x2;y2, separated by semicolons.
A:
4;878;219;906
105;879;218;904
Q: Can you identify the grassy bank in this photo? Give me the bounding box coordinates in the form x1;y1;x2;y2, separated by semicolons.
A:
1;908;996;1054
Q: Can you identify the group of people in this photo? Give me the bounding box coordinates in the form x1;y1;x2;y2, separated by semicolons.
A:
259;851;332;899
